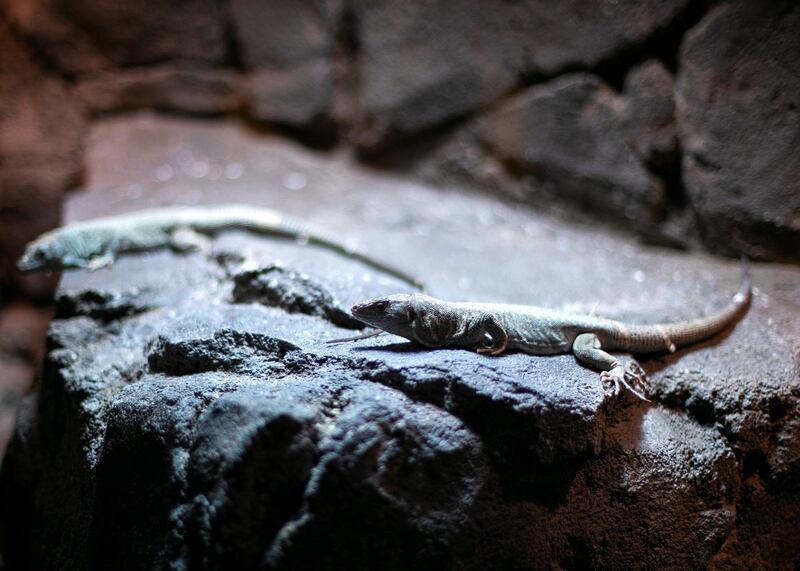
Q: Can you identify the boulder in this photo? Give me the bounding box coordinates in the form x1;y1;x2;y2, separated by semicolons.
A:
244;61;333;129
675;1;800;262
3;116;797;569
624;59;678;170
229;0;336;131
508;0;692;76
476;73;663;227
350;0;519;149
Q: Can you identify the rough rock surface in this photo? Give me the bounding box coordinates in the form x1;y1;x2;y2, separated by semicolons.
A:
0;20;85;300
244;62;332;130
230;0;335;130
2;116;799;569
508;0;692;76
350;0;519;149
230;0;333;70
676;0;800;262
75;65;241;116
624;59;678;170
476;73;663;228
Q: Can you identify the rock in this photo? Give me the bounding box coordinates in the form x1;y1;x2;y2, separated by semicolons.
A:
230;0;333;69
675;1;800;262
228;0;335;131
1;0;227;74
244;61;333;129
4;116;797;569
0;20;85;300
75;65;241;116
476;73;663;227
350;0;519;149
507;0;692;76
624;59;678;170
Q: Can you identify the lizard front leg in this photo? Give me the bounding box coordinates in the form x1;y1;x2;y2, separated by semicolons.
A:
572;333;648;401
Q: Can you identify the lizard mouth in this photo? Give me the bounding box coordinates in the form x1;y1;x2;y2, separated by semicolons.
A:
16;254;38;272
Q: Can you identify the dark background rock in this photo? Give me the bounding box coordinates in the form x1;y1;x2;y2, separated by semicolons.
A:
476;73;663;228
676;0;800;262
508;0;692;76
348;0;520;150
624;59;678;171
231;0;336;132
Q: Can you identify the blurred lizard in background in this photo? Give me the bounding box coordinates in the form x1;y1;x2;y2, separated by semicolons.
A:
16;204;425;292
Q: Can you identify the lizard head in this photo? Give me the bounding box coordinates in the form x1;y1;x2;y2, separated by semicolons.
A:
17;231;90;272
351;293;456;346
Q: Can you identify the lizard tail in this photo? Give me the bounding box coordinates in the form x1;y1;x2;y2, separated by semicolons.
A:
612;257;751;353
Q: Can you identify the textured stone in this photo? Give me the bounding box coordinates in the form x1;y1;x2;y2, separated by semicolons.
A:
4;116;797;569
676;1;800;262
508;0;691;75
230;0;333;69
351;0;519;148
229;0;335;130
476;73;662;227
624;59;678;169
1;0;227;74
0;20;84;300
244;61;332;129
75;65;241;116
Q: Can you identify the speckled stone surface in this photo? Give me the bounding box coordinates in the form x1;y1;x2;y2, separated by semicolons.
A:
1;115;798;569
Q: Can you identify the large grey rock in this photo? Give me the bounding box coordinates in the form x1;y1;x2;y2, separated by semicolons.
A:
0;20;84;300
75;65;241;116
3;116;797;569
624;59;678;170
508;0;692;76
350;0;519;149
230;0;335;131
244;61;333;129
676;1;800;262
230;0;333;70
476;73;663;227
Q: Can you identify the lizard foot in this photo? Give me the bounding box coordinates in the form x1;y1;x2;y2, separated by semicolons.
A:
600;362;649;401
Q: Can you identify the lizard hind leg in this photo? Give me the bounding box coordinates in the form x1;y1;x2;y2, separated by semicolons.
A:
572;333;649;401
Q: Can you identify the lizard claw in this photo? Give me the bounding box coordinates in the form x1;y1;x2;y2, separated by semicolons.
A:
600;363;649;401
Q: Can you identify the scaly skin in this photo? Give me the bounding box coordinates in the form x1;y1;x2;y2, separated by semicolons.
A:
16;204;425;292
350;264;751;400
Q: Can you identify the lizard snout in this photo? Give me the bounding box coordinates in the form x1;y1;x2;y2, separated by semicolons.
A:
351;299;389;318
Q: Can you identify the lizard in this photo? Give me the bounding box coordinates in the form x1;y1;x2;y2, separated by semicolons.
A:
16;204;425;293
347;262;751;400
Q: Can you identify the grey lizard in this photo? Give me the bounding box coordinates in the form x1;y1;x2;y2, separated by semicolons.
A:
348;264;751;400
17;204;425;292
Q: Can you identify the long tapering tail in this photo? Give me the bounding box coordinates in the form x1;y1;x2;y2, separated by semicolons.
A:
611;258;751;353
